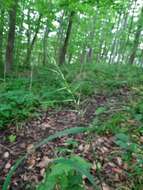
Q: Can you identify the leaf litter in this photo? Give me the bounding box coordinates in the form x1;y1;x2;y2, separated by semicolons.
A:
0;88;142;190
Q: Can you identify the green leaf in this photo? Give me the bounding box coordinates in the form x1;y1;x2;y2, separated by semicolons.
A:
95;107;106;115
2;156;26;190
8;135;17;143
116;133;130;142
54;157;99;189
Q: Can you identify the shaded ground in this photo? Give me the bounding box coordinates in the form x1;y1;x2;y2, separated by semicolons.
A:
0;87;143;190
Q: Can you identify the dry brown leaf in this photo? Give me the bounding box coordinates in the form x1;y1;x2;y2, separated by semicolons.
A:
5;161;11;169
79;144;84;151
27;158;36;169
102;183;111;190
84;144;90;153
40;168;46;176
3;152;10;159
92;162;97;171
112;167;123;174
38;156;52;168
140;136;143;143
27;144;34;153
116;157;122;166
41;123;51;130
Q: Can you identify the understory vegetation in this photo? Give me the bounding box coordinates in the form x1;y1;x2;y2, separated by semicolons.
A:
1;63;143;189
1;0;143;189
1;63;143;129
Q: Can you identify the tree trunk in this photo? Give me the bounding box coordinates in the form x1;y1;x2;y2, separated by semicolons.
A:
24;14;42;66
108;13;122;64
55;10;65;61
43;24;49;65
129;7;143;64
0;10;4;67
59;11;75;65
122;0;137;63
86;13;98;63
5;0;18;73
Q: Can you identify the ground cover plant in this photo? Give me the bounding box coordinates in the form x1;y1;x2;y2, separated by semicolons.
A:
1;63;143;190
1;0;143;189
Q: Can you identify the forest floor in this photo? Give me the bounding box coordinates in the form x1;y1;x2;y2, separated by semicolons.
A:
1;86;143;190
1;64;143;190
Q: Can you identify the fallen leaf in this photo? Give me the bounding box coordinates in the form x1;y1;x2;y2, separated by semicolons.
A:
91;162;96;172
27;144;34;153
84;144;90;153
40;168;46;176
38;156;52;168
3;152;10;159
102;183;111;190
5;161;11;169
140;136;143;143
112;167;123;174
79;144;84;151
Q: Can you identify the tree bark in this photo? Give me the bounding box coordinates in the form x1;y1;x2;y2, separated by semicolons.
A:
129;7;143;64
5;0;18;73
108;13;122;64
59;11;75;65
43;24;49;65
0;10;4;67
24;14;42;66
122;0;137;63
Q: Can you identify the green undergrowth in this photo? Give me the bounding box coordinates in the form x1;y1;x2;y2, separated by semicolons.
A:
1;61;143;189
88;85;143;188
0;63;143;129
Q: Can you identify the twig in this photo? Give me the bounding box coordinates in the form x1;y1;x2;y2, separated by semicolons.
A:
0;144;15;155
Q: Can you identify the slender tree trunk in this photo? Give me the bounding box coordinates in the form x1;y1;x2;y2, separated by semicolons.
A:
86;48;93;63
129;7;143;64
68;53;73;64
86;13;98;63
5;0;18;73
122;0;137;63
55;10;65;61
24;14;42;66
101;43;108;62
15;10;24;69
115;10;129;64
108;14;119;64
116;0;134;63
26;8;31;60
79;43;87;64
117;13;128;63
59;11;75;65
0;10;4;68
43;24;49;65
110;13;122;64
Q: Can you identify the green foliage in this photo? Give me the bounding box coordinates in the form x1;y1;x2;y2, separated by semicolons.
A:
1;63;143;129
95;107;106;115
132;100;143;122
90;112;128;135
115;133;143;181
37;156;94;190
8;134;17;142
56;139;79;156
64;63;143;96
0;89;40;128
